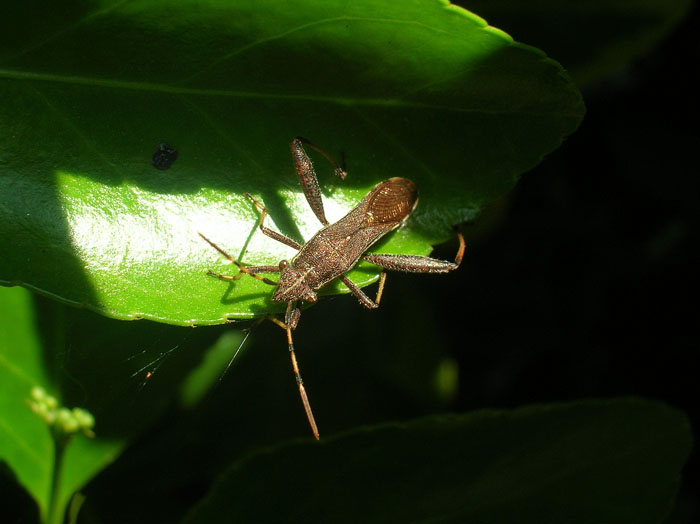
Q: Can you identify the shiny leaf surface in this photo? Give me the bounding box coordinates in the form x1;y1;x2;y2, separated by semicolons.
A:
0;1;583;325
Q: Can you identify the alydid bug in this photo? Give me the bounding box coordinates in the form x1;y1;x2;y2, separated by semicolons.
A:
199;137;464;439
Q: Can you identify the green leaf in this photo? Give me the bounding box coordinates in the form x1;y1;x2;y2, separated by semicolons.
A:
0;286;226;522
179;330;247;409
0;1;584;325
0;287;118;521
183;398;692;524
459;0;694;88
0;287;51;520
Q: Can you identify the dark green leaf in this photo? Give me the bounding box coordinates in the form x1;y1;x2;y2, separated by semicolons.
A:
0;1;583;326
179;330;247;409
0;287;119;521
0;286;226;521
184;398;692;524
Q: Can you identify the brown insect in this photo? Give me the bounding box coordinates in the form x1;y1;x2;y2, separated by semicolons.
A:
199;137;465;439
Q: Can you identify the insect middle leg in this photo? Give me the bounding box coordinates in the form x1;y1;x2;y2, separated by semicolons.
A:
339;273;387;309
198;232;280;285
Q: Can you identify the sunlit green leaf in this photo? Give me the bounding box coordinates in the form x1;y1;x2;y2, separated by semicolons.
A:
0;1;583;325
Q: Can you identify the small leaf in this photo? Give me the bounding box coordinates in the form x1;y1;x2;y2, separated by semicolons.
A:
0;287;121;522
179;330;248;409
0;1;583;325
0;286;226;522
0;287;52;519
184;398;692;524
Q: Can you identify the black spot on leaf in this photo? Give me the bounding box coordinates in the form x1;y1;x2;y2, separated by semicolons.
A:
151;143;178;170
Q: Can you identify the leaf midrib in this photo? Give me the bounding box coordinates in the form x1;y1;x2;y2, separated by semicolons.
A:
0;69;577;117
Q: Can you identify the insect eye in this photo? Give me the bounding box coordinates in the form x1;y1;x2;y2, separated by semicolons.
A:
279;260;289;271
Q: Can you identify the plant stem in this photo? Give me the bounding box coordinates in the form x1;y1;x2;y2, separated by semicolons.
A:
46;432;69;524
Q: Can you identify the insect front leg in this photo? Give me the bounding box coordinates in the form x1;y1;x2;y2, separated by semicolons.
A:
291;137;347;226
244;193;303;250
198;233;280;285
363;232;465;274
282;300;302;330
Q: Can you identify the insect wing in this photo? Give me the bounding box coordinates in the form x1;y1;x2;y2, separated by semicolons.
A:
364;177;418;226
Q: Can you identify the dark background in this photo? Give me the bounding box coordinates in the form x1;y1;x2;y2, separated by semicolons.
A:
446;3;700;521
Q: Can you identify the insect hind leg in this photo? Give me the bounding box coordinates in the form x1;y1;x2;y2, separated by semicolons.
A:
362;233;465;274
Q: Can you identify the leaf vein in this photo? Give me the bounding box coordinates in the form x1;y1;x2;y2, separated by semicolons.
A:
28;85;124;178
180;15;452;84
0;352;38;386
0;416;48;472
0;70;579;118
0;0;133;65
